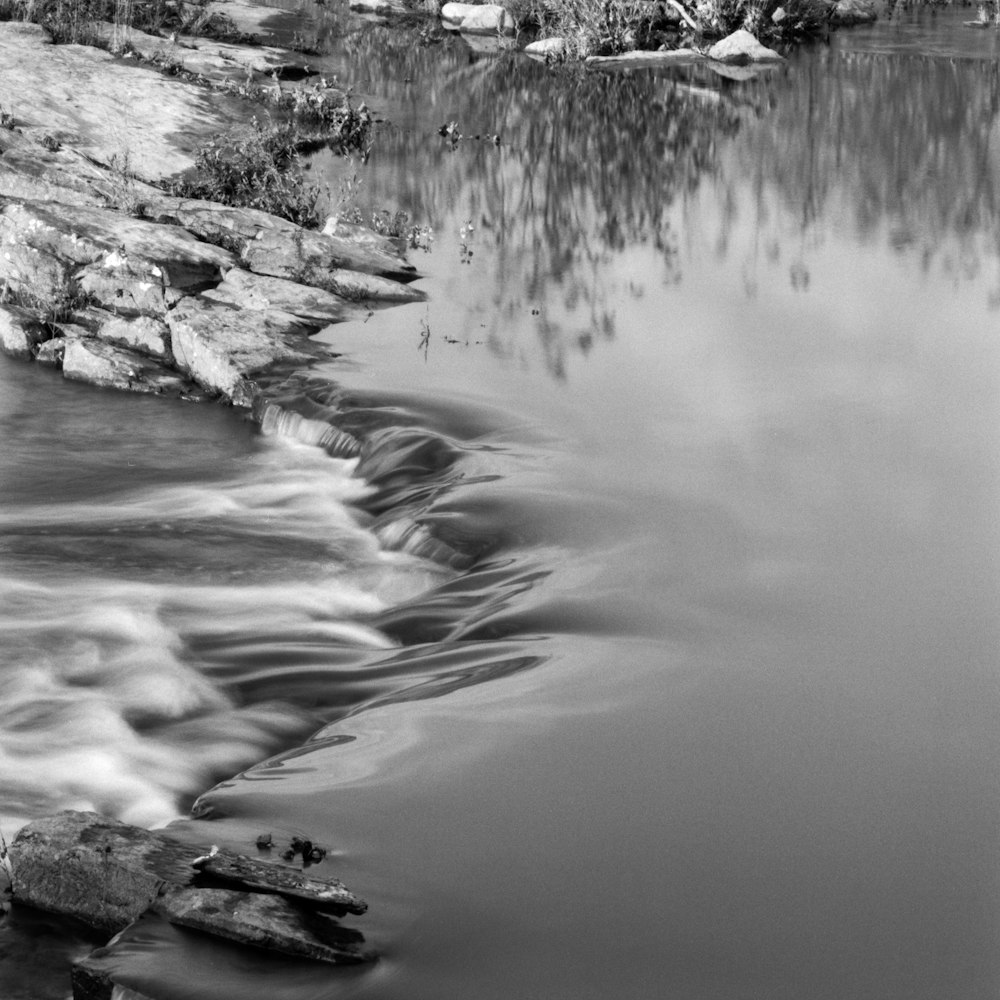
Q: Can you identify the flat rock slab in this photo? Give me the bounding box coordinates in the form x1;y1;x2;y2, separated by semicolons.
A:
201;0;311;42
242;226;419;285
203;268;365;324
91;22;315;81
167;296;322;405
0;23;247;180
586;48;705;68
153;887;374;962
63;338;193;395
1;198;236;291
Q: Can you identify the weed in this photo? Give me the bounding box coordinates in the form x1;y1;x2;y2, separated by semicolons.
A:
172;118;327;228
0;106;15;130
107;149;145;216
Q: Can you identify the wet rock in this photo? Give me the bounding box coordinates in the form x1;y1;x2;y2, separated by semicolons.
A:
707;60;782;81
11;812;369;936
0;303;47;361
831;0;876;23
707;29;785;63
0;22;246;180
203;268;363;325
62;339;192;395
0;199;236;292
97;314;173;360
242;225;418;286
167;297;320;405
153;887;374;963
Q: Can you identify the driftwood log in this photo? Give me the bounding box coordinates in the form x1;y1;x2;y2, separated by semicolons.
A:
9;811;373;999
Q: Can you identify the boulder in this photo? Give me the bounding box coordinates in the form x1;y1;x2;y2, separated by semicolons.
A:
440;2;481;24
97;314;173;360
0;303;47;360
830;0;876;23
202;268;363;325
62;338;193;395
349;0;411;14
166;297;321;405
707;29;785;63
0;22;247;180
0;199;236;292
457;4;517;34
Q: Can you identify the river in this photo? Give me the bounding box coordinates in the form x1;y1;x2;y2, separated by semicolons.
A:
1;5;999;998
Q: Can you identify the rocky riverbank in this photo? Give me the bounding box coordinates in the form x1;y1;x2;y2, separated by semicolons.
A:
0;18;424;414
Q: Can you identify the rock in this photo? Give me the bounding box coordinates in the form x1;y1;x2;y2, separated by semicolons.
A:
166;297;321;405
0;240;75;305
11;811;369;935
0;22;247;180
241;225;418;286
349;0;411;13
148;196;299;252
97;314;173;360
35;336;70;366
201;0;307;42
202;268;363;325
0;304;47;360
830;0;876;23
90;22;315;81
77;260;183;318
153;887;374;963
62;338;192;395
524;36;569;58
0;199;236;292
457;4;517;34
72;948;160;1000
707;29;785;63
440;1;480;24
586;47;705;68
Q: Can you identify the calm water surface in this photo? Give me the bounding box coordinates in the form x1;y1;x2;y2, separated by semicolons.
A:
2;6;999;999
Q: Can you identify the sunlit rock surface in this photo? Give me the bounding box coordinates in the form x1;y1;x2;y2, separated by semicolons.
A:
707;29;786;63
0;22;245;179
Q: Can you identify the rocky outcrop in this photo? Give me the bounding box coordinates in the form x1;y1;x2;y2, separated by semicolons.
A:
10;810;372;999
706;29;785;63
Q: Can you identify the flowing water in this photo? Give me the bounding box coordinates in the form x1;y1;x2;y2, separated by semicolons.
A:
2;6;1000;998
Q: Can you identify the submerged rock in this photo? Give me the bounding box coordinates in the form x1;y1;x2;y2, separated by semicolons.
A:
707;29;785;63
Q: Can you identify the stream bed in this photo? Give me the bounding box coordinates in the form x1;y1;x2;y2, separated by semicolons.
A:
2;5;1000;998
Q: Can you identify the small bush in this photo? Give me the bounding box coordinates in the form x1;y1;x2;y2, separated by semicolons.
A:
172;118;326;228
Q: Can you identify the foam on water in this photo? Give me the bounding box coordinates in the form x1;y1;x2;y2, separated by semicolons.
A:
0;418;454;834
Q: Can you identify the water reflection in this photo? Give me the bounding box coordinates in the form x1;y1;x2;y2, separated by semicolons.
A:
310;9;1000;376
